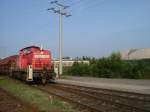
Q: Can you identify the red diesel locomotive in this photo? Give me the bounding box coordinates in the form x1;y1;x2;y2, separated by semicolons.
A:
0;46;55;84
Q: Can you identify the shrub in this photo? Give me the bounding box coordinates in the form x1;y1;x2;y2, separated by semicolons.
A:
63;53;150;79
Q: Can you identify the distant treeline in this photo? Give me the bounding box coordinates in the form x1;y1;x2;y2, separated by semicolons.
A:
63;53;150;79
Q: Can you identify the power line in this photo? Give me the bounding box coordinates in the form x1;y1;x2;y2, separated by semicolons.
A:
83;0;104;10
67;0;105;15
70;0;84;6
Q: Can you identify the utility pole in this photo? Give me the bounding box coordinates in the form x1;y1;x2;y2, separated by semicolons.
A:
48;0;71;78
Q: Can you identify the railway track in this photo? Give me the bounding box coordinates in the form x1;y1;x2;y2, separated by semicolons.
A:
33;83;150;112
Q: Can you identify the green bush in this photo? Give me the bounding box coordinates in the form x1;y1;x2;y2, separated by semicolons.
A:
63;53;150;79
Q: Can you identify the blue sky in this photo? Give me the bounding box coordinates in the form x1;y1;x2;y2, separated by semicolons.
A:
0;0;150;59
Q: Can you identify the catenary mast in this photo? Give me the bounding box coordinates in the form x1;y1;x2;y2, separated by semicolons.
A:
48;0;71;78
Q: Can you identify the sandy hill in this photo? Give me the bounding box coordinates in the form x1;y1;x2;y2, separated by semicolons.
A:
120;48;150;60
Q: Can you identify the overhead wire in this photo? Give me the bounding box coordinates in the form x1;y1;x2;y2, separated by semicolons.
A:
65;0;91;15
82;0;105;12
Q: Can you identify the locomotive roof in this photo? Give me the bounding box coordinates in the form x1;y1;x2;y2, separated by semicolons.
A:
20;46;40;51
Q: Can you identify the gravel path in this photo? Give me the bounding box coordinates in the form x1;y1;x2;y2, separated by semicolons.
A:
56;76;150;94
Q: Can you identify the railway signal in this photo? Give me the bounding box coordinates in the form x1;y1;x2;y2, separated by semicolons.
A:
47;0;71;78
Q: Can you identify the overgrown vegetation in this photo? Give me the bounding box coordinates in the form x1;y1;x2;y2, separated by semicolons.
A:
63;53;150;79
0;77;74;112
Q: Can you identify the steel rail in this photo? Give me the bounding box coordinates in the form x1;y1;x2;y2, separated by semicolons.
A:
50;84;150;112
33;85;102;112
32;83;150;112
53;83;150;110
58;83;150;101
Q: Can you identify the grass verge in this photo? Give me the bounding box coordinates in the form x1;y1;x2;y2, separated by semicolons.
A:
0;76;74;112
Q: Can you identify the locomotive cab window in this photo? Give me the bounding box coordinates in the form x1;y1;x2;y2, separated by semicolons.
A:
23;48;31;54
